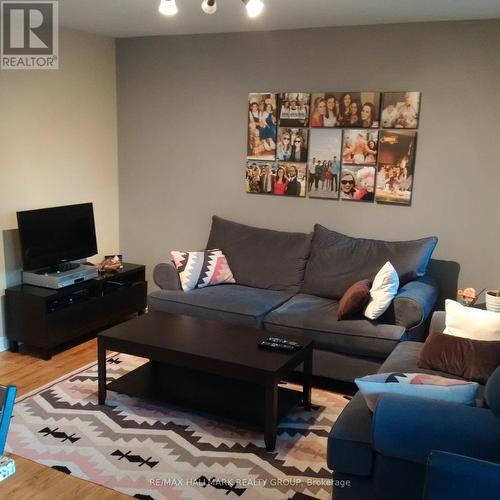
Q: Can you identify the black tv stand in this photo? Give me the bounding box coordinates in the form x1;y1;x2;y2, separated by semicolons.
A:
5;263;147;360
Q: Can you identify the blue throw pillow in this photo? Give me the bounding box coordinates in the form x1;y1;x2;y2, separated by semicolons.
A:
355;372;479;412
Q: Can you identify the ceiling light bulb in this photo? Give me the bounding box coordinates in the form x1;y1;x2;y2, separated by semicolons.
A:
159;0;178;16
244;0;264;18
202;0;217;15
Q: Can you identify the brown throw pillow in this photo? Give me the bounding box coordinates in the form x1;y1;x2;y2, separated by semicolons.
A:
418;332;500;384
337;279;372;320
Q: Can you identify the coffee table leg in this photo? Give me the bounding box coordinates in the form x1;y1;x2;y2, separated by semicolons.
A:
303;347;312;410
264;382;278;452
98;339;107;405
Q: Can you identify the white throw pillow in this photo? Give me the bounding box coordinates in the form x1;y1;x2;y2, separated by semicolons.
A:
443;299;500;341
364;261;399;320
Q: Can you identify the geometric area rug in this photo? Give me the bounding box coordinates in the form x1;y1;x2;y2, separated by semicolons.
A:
7;354;349;499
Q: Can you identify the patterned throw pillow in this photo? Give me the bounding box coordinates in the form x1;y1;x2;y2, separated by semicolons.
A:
355;372;479;411
171;249;235;292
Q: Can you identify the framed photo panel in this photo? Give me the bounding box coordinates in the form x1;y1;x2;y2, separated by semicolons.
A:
342;129;379;166
277;127;309;162
245;161;278;195
310;93;339;128
381;92;421;129
308;129;342;199
278;162;307;197
278;93;311;127
311;92;380;128
339;165;376;202
375;130;418;206
247;93;277;161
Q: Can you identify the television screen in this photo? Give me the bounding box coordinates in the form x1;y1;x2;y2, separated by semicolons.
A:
17;203;98;271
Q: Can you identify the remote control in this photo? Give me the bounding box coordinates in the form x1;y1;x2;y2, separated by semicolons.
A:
259;340;296;352
266;337;303;349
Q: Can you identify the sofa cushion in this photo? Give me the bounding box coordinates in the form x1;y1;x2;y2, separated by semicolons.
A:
264;294;407;360
301;224;438;299
206;216;311;293
148;284;293;328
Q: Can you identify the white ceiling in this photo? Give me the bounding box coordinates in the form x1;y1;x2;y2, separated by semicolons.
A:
59;0;500;38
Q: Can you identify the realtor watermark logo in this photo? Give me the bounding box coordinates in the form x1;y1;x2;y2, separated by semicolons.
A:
1;1;58;69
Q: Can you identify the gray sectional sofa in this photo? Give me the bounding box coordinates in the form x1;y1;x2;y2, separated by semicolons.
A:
148;216;439;382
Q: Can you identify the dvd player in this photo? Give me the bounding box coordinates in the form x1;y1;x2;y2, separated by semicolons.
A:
23;264;98;289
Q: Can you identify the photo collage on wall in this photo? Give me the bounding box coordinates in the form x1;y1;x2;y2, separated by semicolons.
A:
246;91;420;205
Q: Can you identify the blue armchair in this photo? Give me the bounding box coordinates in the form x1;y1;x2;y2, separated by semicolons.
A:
424;451;500;500
369;391;500;499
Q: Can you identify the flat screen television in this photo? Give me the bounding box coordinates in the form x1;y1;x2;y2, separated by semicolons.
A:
17;203;98;271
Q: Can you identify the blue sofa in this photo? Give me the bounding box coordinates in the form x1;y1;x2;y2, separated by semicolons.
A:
327;311;500;500
149;216;439;382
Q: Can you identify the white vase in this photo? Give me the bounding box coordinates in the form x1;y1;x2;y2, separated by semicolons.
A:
485;291;500;312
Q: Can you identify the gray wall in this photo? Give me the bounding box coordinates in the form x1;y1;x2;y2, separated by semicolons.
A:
116;20;500;295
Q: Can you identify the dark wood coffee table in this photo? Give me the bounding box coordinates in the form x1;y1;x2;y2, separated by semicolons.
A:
97;311;312;451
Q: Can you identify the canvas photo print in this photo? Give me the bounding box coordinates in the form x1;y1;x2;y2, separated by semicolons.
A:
245;161;306;197
339;166;376;202
375;130;417;205
277;162;307;197
381;92;421;129
342;129;379;166
308;129;342;199
247;93;277;160
245;161;278;194
310;92;380;128
276;127;309;162
278;93;311;127
309;93;342;127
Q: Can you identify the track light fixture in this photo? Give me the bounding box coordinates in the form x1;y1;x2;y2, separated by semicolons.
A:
158;0;264;17
243;0;264;18
201;0;217;15
158;0;178;16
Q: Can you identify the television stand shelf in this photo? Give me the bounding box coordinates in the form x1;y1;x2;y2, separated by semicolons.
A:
5;263;147;360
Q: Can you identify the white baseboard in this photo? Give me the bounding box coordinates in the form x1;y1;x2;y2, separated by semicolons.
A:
0;337;10;352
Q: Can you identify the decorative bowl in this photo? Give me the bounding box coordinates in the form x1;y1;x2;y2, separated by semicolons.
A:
485;290;500;312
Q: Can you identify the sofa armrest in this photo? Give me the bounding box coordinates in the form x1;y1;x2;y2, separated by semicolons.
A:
424;451;500;500
429;311;445;334
153;262;181;291
327;393;374;476
392;276;438;332
372;394;500;465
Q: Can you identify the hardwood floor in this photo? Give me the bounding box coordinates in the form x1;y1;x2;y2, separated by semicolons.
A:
0;338;98;397
0;454;127;499
0;338;130;498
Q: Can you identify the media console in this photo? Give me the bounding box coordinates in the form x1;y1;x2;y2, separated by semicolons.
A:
5;263;147;360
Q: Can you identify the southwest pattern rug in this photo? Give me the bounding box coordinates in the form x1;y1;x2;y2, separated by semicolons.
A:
7;354;348;499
